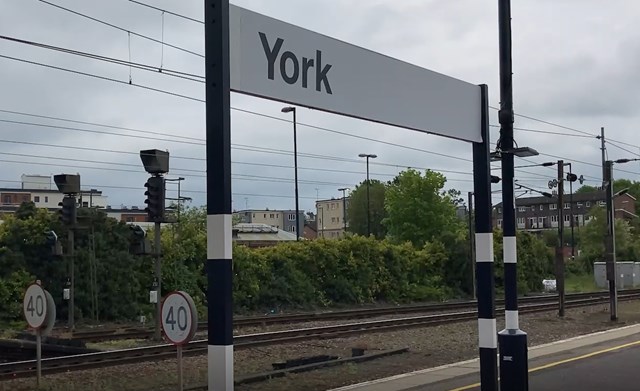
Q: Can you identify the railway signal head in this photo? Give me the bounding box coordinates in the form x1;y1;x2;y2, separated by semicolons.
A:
58;196;77;226
44;230;63;256
129;225;150;255
144;176;166;223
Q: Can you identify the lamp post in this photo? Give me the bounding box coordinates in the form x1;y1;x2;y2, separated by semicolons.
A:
282;106;300;240
358;153;377;236
338;187;349;236
606;157;640;320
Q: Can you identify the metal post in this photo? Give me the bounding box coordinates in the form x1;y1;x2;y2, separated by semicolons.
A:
205;0;234;389
178;344;184;391
154;221;162;341
68;227;75;331
292;109;300;241
468;191;476;300
366;157;371;237
600;127;606;187
605;160;618;321
497;0;528;388
36;329;42;386
473;84;498;391
556;161;565;317
339;188;349;235
569;164;575;257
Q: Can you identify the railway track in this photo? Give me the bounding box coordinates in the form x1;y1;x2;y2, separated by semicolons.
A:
67;289;636;342
2;291;637;380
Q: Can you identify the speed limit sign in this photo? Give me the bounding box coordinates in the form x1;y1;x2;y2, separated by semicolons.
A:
161;291;198;345
24;283;48;329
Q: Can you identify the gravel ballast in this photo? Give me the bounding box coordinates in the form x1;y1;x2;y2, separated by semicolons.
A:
3;301;640;391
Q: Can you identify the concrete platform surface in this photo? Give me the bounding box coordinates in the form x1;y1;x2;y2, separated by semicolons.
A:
328;323;640;391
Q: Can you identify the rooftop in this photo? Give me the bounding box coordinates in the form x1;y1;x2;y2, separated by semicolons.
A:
494;191;636;208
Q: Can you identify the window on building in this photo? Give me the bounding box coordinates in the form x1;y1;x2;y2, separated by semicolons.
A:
517;217;525;225
264;214;266;218
331;217;336;223
44;196;48;203
551;215;558;223
287;226;295;232
577;202;583;208
564;214;571;222
518;206;526;212
269;213;274;218
531;205;536;211
34;196;40;202
540;205;544;211
497;219;502;228
82;202;89;208
3;195;10;204
550;204;557;210
253;213;255;218
586;202;591;207
528;217;536;227
497;207;502;214
598;201;606;206
564;202;570;209
288;214;295;221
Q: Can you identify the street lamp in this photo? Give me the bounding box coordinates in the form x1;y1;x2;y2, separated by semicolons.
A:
358;153;377;236
493;142;538;388
603;158;639;321
338;187;349;236
282;106;300;240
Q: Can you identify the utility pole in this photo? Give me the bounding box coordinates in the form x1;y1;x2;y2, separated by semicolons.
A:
281;106;300;241
568;164;575;258
497;0;528;389
338;188;349;236
556;161;565;317
68;225;75;330
468;191;476;300
604;160;617;321
600;127;606;187
358;153;377;237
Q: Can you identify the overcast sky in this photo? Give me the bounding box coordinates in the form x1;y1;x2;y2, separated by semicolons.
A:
1;0;640;213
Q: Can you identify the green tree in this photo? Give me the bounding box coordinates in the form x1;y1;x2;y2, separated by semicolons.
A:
575;185;598;194
578;206;640;270
383;169;462;247
346;180;387;238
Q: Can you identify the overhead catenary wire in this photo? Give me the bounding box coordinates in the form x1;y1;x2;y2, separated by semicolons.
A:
38;0;204;58
129;0;203;24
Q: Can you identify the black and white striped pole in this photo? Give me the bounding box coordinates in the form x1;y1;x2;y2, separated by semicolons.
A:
497;0;529;389
205;0;234;390
473;84;498;391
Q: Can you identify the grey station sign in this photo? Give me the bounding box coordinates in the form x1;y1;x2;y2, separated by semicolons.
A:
229;5;482;143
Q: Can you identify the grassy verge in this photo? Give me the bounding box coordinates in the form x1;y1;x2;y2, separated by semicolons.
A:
565;273;599;293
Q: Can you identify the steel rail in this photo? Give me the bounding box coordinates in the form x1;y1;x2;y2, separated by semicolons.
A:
3;292;638;379
67;289;634;342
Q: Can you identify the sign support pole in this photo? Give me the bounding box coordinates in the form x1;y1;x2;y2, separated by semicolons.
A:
205;0;234;390
177;344;184;391
36;329;42;386
473;84;498;391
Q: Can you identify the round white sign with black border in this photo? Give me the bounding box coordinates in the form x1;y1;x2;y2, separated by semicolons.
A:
161;291;198;345
23;283;48;329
